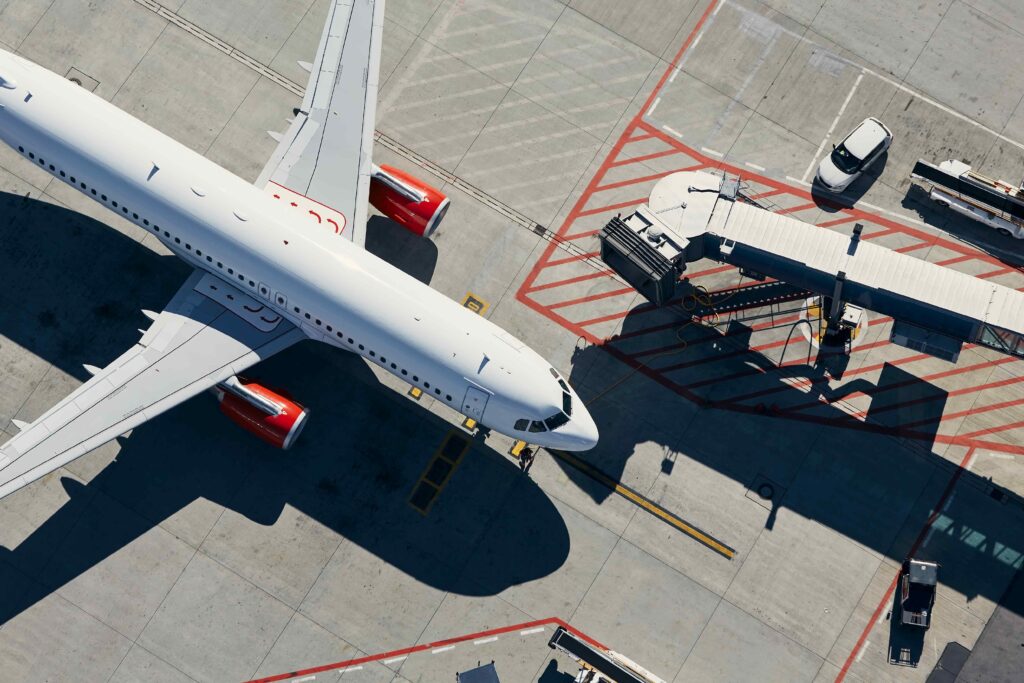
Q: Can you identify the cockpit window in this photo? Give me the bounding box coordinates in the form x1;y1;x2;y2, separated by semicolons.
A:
544;411;570;431
514;418;529;431
529;420;547;433
562;391;572;416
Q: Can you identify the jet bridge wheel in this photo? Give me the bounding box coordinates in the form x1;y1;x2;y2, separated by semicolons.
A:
798;296;869;353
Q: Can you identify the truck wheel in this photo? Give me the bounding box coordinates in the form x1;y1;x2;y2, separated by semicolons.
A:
933;198;949;207
997;228;1013;237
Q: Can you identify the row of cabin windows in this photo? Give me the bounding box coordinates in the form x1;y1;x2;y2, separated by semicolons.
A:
17;144;263;292
17;143;457;407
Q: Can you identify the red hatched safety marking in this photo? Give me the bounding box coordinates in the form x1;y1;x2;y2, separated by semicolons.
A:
513;0;1024;457
266;181;347;236
243;617;604;683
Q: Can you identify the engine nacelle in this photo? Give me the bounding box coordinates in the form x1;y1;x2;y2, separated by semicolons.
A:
369;164;450;237
214;376;308;449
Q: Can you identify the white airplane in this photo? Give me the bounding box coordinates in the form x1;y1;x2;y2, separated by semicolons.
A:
0;0;598;501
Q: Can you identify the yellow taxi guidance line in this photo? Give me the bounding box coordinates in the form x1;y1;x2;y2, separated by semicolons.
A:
550;449;735;560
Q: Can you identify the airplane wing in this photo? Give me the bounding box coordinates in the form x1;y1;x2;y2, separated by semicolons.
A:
0;270;305;500
255;0;385;249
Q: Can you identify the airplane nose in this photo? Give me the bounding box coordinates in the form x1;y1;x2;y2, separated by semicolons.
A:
558;406;599;451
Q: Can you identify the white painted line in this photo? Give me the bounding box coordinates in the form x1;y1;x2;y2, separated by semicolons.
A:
384;656;407;664
802;71;864;182
861;65;1024;153
432;645;455;654
690;31;704;52
520;627;546;636
713;2;722;15
987;453;1015;460
856;641;870;662
785;176;811;187
701;146;724;158
663;125;683;139
337;666;362;673
745;162;766;172
293;677;316;683
474;636;499;645
669;67;681;83
647;96;661;117
713;0;1024;152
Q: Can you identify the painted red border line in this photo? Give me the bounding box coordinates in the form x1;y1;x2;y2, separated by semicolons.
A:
516;0;719;299
746;188;786;201
577;196;650;218
819;372;1024;423
245;617;605;683
544;251;601;267
960;418;1024;440
817;215;860;228
623;131;657;144
779;356;1019;415
526;269;617;294
775;202;818;215
593;163;707;192
835;448;976;683
608;147;684;168
548;286;636;311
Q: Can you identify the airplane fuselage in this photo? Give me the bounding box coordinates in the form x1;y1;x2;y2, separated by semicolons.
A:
0;50;598;451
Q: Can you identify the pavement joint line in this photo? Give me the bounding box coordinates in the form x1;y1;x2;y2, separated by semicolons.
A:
546;448;736;559
129;0;613;281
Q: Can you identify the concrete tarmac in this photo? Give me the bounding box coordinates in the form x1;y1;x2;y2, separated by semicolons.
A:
1;1;1023;681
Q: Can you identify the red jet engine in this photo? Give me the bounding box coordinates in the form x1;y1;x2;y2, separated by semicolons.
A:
369;163;450;237
213;376;308;449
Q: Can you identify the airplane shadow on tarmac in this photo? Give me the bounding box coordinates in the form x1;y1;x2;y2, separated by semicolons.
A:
564;301;1024;639
0;193;569;626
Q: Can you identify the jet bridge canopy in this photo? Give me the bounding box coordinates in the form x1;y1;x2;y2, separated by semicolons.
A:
598;170;1024;362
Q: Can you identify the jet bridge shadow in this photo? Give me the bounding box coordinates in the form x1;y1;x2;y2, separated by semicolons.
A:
563;304;1024;614
0;192;568;627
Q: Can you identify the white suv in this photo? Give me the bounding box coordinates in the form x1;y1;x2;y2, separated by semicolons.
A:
815;117;893;193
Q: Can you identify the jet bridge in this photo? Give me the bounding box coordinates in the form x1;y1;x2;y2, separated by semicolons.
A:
598;171;1024;363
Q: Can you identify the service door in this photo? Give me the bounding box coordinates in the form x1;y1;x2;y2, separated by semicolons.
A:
462;385;490;422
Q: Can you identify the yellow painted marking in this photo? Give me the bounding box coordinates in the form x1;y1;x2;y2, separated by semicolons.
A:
510;440;527;457
408;386;423;400
461;292;490;316
549;449;735;559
